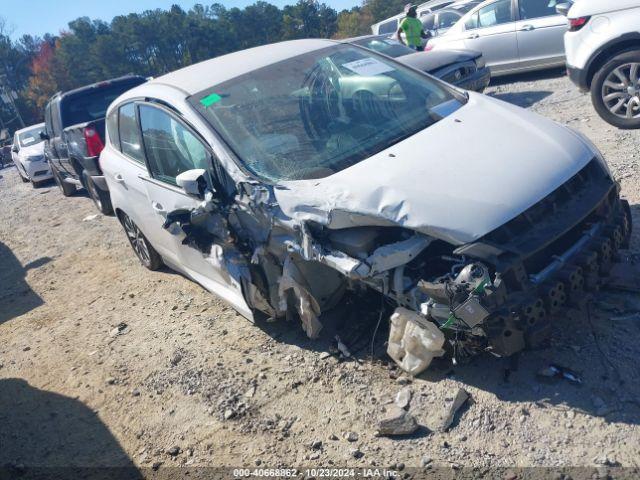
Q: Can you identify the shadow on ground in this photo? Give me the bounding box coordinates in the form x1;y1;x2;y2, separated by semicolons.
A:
0;378;142;478
0;241;50;324
489;67;567;87
489;90;553;108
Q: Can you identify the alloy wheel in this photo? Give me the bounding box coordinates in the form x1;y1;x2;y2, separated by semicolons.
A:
602;62;640;120
122;214;151;266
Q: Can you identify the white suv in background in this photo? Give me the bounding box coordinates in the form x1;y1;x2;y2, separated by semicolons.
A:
561;0;640;129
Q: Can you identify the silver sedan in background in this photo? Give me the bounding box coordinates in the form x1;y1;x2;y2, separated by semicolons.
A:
427;0;568;75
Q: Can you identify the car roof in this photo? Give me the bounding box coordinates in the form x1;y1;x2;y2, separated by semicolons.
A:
449;0;482;10
50;75;148;104
16;123;45;135
148;39;337;97
430;0;481;13
347;34;395;42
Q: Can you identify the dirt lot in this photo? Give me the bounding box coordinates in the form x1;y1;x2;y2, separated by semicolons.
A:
1;71;640;477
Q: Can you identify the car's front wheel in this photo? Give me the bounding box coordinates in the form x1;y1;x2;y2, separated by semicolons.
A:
591;50;640;129
119;212;162;271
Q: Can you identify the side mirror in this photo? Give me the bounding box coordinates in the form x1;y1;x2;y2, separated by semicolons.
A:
39;131;50;141
556;2;572;16
11;145;18;153
176;168;207;197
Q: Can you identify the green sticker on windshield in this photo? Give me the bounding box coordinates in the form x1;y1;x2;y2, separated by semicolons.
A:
200;93;222;107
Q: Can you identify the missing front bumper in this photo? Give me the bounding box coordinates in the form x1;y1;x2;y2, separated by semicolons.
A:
388;190;631;374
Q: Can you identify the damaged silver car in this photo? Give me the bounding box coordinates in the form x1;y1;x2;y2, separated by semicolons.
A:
101;39;632;374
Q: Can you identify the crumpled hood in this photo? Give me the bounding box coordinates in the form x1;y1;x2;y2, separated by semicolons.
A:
398;49;480;73
275;93;595;245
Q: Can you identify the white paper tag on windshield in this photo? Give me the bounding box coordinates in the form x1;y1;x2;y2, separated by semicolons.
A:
342;57;395;76
22;137;35;145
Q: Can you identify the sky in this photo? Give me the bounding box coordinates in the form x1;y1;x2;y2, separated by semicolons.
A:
4;0;360;39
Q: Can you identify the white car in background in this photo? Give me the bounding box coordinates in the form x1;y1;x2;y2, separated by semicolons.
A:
560;0;640;129
427;0;568;76
11;123;52;187
100;39;630;371
371;0;458;35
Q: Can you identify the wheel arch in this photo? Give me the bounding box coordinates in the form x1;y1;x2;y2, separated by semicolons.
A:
585;33;640;89
114;207;126;223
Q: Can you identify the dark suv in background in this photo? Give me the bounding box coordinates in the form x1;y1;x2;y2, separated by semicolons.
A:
42;75;147;214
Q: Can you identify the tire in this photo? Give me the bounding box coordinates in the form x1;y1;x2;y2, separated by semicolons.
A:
83;170;113;215
17;165;29;182
591;50;640;129
119;212;163;271
52;165;76;197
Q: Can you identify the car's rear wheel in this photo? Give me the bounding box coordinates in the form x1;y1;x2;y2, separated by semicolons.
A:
52;165;76;196
591;51;640;129
119;212;162;271
83;170;113;215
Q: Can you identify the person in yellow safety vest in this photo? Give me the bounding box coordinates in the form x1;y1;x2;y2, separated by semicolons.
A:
396;4;432;52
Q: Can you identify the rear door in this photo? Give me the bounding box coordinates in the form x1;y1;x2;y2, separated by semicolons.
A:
44;100;69;174
103;102;154;242
137;102;232;289
515;0;567;69
462;0;519;74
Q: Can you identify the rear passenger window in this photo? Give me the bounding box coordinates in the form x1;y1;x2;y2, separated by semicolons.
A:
518;0;559;20
51;102;62;136
119;103;144;163
466;0;513;29
139;104;209;185
106;109;119;149
44;103;53;137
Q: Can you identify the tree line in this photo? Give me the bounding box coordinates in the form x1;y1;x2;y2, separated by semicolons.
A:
0;0;408;131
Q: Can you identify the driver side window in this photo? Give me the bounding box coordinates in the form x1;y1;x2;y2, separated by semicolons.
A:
465;0;514;30
139;104;209;186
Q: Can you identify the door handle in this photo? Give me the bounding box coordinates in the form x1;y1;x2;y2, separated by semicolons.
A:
113;173;125;184
466;33;479;39
520;24;535;31
152;202;166;214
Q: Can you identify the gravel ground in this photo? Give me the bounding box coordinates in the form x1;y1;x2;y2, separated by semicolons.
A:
1;71;639;477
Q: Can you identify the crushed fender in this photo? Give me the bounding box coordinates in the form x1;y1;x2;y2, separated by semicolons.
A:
156;163;632;376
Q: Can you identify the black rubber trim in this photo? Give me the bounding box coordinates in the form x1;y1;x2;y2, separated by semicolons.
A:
567;65;589;92
583;32;640;88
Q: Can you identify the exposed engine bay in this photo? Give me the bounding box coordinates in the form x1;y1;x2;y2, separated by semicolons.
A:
163;157;632;375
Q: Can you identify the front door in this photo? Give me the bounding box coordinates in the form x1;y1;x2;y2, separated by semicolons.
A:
462;0;519;74
137;102;233;290
515;0;567;69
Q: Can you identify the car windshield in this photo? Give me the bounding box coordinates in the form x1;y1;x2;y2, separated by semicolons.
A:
352;37;415;58
18;126;44;148
191;45;465;183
